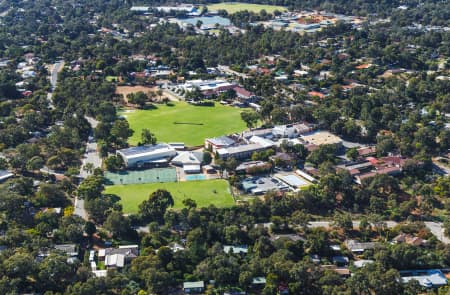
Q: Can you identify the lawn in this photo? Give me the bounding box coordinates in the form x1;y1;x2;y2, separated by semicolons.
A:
121;102;248;146
207;2;287;14
104;179;235;213
106;76;119;82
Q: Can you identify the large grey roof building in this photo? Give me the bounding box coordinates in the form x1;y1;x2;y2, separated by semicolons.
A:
117;144;177;168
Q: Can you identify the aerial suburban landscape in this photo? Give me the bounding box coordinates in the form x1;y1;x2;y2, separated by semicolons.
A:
0;0;449;294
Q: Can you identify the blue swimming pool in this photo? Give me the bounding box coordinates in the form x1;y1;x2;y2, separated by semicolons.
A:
185;174;207;181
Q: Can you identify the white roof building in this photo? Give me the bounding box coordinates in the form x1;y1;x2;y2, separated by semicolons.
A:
272;124;297;138
400;269;448;288
248;136;276;148
223;245;248;254
105;253;125;268
0;170;13;182
171;151;203;174
117;144;177;168
92;270;108;277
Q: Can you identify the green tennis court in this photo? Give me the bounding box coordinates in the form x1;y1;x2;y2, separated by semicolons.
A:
104;168;177;185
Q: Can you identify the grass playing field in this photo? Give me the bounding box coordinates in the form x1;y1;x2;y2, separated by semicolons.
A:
121;102;248;146
104;179;235;213
207;2;287;14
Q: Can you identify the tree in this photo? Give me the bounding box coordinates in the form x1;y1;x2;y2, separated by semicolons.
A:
77;175;104;200
306;145;337;166
182;198;197;209
345;148;359;161
332;212;353;232
104;210;132;239
203;152;212;164
0;157;8;169
110;119;133;148
139;189;174;223
26;155;44;171
37;253;74;292
141;128;157;145
240;110;259;128
104;155;124;171
156;89;163;100
3;252;36;280
83;162;94;175
84;221;96;237
127;91;148;108
34;183;69;207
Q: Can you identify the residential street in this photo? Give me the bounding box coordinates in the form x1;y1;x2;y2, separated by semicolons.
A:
75;116;101;220
46;61;64;109
424;222;450;244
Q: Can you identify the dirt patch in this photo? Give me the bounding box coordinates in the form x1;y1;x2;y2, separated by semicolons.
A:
115;86;158;102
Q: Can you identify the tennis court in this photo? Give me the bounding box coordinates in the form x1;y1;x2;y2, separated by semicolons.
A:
104;168;177;185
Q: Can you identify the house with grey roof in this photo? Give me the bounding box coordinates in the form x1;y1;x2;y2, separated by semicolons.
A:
183;281;204;294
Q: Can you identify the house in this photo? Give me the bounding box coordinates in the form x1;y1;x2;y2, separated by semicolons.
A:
92;270;108;277
99;245;139;269
332;256;349;267
321;265;351;278
355;166;402;184
357;146;376;157
105;253;125;268
270;234;305;242
345;239;379;253
205;136;235;152
117;144;177;168
301;131;343;148
223;245;248;254
252;277;266;287
171;151;203;174
233;86;255;100
392;233;427;246
272;124;297;138
0;170;13;182
183;281;205;294
54;244;78;257
169;242;185;252
353;259;374;268
308;91;326;99
39;244;78;259
400;269;448;288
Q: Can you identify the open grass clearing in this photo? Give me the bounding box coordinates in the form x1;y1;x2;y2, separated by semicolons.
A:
120;101;248;146
104;179;235;213
207;2;287;14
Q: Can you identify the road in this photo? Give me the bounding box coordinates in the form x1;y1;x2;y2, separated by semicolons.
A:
424;222;450;244
80;116;101;178
75;116;101;220
47;61;64;109
50;61;64;90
